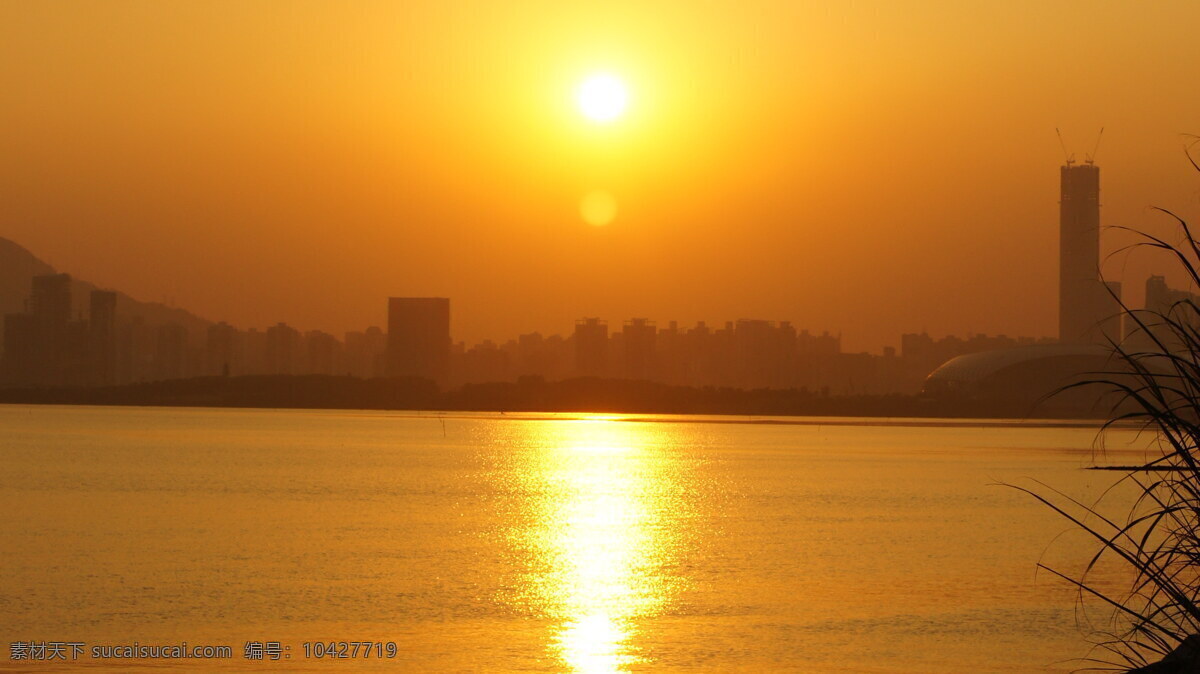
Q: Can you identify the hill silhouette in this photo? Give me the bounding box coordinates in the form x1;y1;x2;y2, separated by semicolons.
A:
0;236;213;348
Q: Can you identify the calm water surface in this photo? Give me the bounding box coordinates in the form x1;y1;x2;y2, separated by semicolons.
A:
0;405;1156;672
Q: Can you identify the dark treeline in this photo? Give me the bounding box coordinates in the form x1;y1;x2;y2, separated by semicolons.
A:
0;374;1106;419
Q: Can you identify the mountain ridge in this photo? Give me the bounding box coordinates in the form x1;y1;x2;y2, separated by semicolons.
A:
0;236;214;348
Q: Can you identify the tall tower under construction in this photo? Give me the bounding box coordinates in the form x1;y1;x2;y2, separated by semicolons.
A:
1059;160;1120;343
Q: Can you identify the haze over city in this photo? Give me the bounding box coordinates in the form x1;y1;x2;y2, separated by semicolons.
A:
14;4;1200;673
4;2;1200;354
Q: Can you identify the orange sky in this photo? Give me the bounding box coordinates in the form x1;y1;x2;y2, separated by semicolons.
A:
3;1;1200;352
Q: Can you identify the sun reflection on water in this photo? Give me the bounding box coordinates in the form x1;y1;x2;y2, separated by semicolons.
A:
506;416;688;672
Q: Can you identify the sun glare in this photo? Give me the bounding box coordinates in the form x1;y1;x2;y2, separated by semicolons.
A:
580;190;618;226
577;73;628;123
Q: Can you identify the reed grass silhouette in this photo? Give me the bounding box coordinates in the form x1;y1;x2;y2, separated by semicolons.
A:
1013;200;1200;672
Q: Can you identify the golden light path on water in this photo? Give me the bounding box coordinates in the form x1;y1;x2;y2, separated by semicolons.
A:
503;416;689;672
0;406;1153;672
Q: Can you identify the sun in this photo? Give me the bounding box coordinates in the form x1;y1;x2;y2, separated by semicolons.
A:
576;73;628;123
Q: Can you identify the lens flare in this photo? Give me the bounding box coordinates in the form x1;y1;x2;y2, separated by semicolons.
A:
580;191;618;227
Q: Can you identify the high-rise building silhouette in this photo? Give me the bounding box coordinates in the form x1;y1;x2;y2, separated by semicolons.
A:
1;312;36;385
386;297;450;383
574;318;608;377
30;274;72;329
29;273;73;384
265;322;300;375
206;321;239;376
1144;274;1200;315
1132;274;1200;351
622;318;656;380
345;326;386;378
1059;161;1120;342
735;319;796;389
154;323;188;380
305;330;340;375
88;290;117;385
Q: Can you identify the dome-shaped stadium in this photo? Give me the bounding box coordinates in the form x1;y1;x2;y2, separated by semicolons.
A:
922;343;1121;412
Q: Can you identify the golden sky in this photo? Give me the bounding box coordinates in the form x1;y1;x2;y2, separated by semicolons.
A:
3;1;1200;352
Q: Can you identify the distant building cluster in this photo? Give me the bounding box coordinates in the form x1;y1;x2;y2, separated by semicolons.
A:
1;274;118;388
1143;274;1200;318
457;318;846;391
456;319;1056;395
0;274;394;387
1055;158;1200;350
918;154;1200;404
1123;274;1200;353
4;150;1198;399
0;276;1078;395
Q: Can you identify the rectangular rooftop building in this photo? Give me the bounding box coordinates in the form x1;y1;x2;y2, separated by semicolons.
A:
386;297;450;384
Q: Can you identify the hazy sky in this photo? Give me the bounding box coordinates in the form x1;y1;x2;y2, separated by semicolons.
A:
3;1;1200;352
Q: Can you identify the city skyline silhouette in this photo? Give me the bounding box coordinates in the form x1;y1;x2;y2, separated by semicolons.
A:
9;5;1200;672
4;4;1200;354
